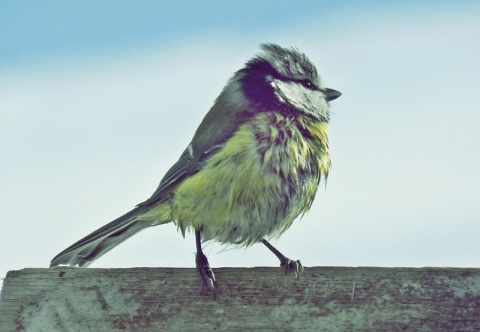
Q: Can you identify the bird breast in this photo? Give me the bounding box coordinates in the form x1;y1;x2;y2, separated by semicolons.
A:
172;112;330;245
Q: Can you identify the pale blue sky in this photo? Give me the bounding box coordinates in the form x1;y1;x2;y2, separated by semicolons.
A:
1;1;480;280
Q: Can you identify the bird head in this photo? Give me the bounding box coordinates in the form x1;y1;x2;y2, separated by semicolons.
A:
237;43;341;123
189;44;341;155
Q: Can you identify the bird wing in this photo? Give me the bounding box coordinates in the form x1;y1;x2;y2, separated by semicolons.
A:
137;147;192;206
138;107;251;207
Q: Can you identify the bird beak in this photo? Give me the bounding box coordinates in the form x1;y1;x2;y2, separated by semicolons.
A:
325;88;342;101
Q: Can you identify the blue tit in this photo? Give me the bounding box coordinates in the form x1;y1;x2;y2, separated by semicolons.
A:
50;44;341;299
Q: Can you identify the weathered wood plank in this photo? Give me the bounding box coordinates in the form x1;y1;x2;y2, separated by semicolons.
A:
1;267;480;331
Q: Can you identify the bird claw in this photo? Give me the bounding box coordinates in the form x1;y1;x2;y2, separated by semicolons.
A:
280;258;304;279
196;252;218;300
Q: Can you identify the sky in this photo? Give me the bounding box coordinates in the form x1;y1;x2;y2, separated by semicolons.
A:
1;1;480;282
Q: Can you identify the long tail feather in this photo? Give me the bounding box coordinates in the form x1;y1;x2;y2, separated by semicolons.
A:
50;206;170;267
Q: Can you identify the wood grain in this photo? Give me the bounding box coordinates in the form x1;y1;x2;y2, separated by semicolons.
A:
1;267;480;331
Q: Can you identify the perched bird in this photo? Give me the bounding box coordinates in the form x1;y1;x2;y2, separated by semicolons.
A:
50;43;341;298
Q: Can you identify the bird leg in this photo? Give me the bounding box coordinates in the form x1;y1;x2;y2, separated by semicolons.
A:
195;229;217;299
261;238;304;278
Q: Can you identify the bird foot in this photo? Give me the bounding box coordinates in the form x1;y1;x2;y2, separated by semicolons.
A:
280;258;304;279
195;252;218;300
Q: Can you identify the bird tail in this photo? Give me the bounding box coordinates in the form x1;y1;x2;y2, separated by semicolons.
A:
50;206;170;267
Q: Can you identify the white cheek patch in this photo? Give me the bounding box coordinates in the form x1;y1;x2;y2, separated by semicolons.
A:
270;79;329;121
270;79;289;104
274;80;305;105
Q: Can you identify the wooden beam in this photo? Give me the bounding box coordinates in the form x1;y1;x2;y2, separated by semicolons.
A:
1;267;480;331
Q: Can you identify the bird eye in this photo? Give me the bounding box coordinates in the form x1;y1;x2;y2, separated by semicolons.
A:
301;80;316;90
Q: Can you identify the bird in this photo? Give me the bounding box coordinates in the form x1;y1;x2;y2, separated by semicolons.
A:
50;43;341;299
